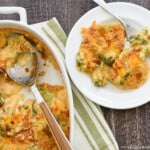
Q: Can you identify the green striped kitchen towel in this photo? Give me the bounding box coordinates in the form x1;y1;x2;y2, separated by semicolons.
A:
31;17;119;150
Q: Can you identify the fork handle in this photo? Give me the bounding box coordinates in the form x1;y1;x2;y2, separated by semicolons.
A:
93;0;127;29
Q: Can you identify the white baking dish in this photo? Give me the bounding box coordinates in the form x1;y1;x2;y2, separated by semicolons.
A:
0;6;74;145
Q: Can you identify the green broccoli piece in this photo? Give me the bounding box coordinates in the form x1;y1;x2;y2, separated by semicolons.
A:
99;51;116;66
130;34;148;46
91;66;107;87
76;51;87;71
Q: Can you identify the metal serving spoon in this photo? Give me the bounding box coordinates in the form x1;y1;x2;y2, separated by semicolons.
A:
93;0;137;41
6;52;72;150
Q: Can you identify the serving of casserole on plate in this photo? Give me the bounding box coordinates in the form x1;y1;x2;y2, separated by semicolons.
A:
76;21;150;89
0;26;73;150
66;2;150;109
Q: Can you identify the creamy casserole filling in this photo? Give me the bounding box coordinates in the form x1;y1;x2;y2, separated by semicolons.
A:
76;21;150;89
0;28;69;150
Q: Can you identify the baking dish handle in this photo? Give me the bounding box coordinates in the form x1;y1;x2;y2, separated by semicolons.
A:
0;7;27;24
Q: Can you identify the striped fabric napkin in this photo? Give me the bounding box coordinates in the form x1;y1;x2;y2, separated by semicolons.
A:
31;18;119;150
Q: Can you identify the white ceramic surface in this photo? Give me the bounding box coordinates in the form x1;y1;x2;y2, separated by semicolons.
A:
0;7;74;143
66;2;150;109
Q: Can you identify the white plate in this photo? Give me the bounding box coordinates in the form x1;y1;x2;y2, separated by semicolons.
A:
65;2;150;109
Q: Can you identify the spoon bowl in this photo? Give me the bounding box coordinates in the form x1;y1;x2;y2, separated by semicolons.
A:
6;52;38;85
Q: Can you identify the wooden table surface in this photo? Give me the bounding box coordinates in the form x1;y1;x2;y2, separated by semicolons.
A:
0;0;150;149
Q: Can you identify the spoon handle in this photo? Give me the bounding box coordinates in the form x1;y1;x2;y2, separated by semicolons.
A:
31;84;73;150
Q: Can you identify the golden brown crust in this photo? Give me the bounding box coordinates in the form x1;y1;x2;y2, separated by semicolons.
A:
76;21;150;89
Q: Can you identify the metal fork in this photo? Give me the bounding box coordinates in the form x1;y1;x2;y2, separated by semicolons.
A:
93;0;137;40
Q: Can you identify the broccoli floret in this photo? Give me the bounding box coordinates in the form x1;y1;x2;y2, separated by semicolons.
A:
99;51;116;66
91;66;107;87
99;55;114;66
124;72;131;80
76;51;87;71
130;34;148;46
115;71;131;86
114;76;125;86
